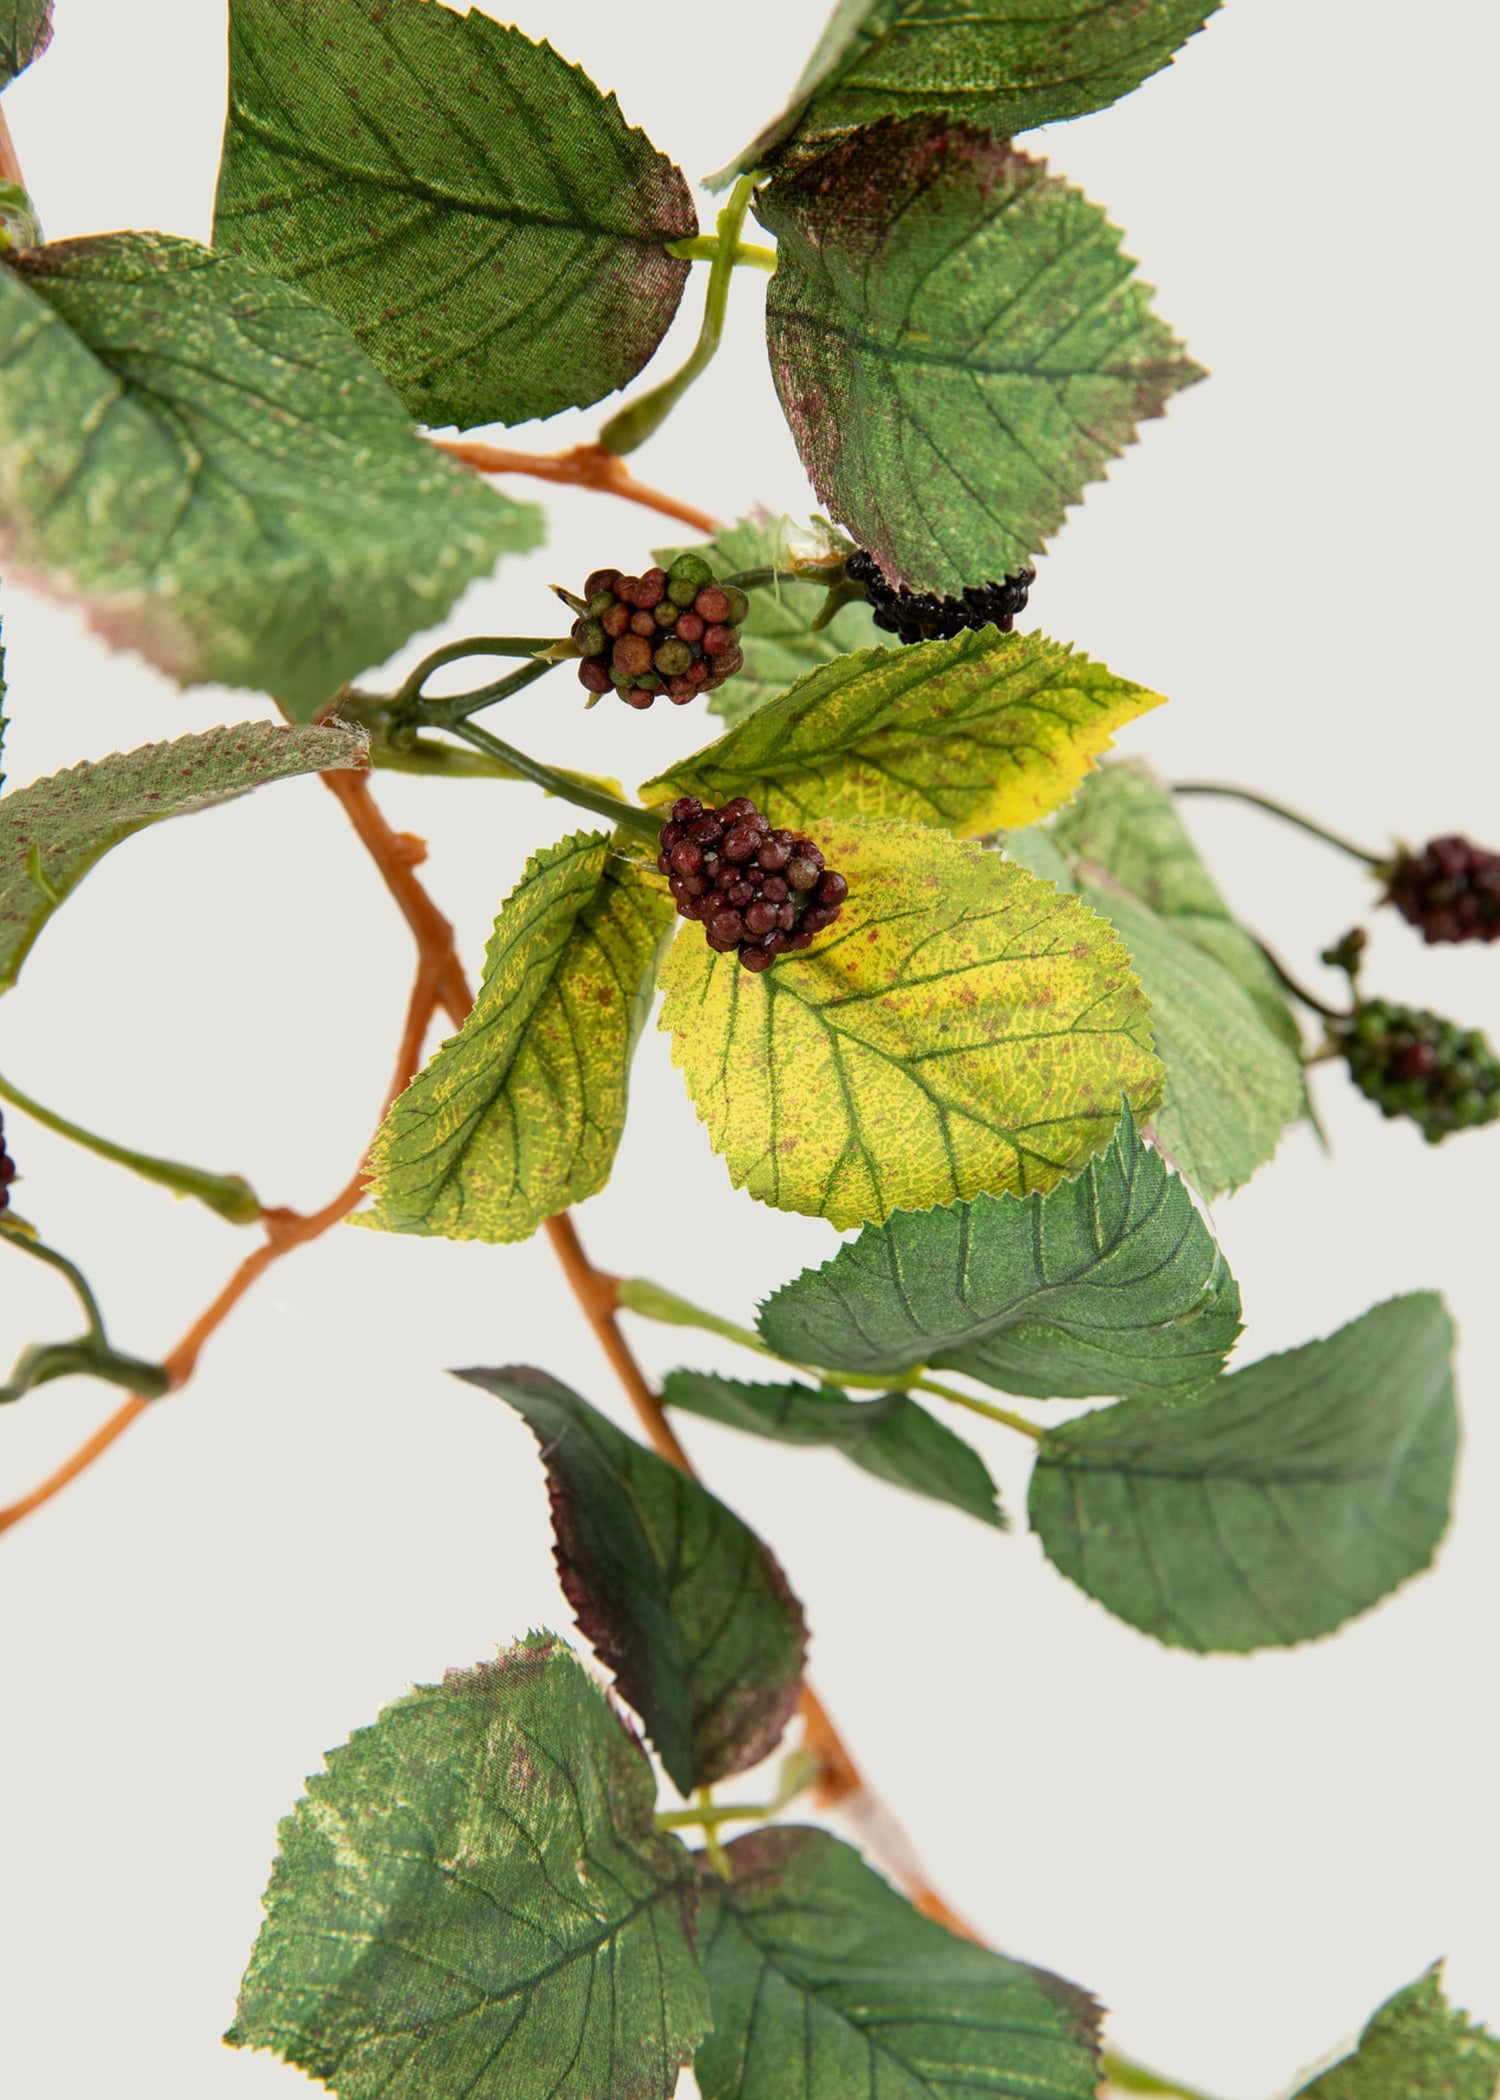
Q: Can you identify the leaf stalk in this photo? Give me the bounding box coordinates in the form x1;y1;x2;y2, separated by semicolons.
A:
444;721;663;842
0;1068;261;1223
1172;781;1383;868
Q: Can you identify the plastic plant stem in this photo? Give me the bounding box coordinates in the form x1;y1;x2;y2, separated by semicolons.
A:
1172;781;1383;867
414;655;559;726
1102;2051;1226;2100
656;1799;779;1830
1252;936;1349;1022
445;719;663;842
0;1222;109;1338
666;232;777;272
913;1376;1046;1442
392;636;564;711
433;437;719;534
596;175;758;457
0;1226;170;1405
0;1068;261;1223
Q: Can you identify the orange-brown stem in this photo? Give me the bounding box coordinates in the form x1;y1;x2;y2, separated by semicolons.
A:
0;103;25;189
434;438;720;535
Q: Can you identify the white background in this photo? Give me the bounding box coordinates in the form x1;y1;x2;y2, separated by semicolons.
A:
1;2;1496;2095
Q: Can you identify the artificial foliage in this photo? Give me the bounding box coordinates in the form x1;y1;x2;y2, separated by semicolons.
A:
0;3;1496;2098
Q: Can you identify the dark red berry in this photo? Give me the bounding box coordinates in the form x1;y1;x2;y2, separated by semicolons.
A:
846;546;1036;644
601;601;631;638
695;586;731;623
578;657;612;694
630;609;657;637
0;1111;13;1214
583;567;621;599
1383;835;1500;944
635;567;667;608
658;797;849;970
567;557;752;708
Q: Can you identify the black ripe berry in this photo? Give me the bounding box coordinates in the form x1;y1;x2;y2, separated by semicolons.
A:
658;796;849;971
571;555;749;709
1329;1000;1500;1143
0;1111;14;1215
846;547;1035;646
1383;836;1500;945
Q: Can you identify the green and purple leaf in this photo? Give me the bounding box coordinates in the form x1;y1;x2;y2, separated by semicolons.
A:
458;1365;808;1795
215;0;697;430
757;120;1204;595
228;1635;710;2100
695;1825;1101;2100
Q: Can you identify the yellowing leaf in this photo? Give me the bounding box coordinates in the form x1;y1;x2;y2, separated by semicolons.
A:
361;831;674;1243
642;628;1162;839
659;816;1162;1228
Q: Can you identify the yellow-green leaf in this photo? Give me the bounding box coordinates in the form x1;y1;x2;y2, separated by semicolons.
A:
659;816;1162;1228
641;628;1163;838
361;831;674;1243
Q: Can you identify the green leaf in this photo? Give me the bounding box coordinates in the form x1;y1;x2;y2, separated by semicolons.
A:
228;1634;710;2100
726;0;1220;180
662;1369;1004;1527
642;627;1163;837
758;1105;1240;1402
456;1366;807;1795
695;1825;1101;2100
1051;759;1302;1059
758;121;1204;596
0;232;541;714
1294;1966;1500;2100
655;515;881;726
1076;879;1302;1198
215;0;696;430
660;813;1162;1229
1028;1293;1457;1652
0;721;367;993
0;0;52;88
360;831;673;1243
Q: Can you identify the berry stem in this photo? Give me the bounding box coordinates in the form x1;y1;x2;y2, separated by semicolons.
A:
596;175;759;458
433;438;719;534
0;1225;170;1406
1172;781;1383;868
411;656;559;727
444;720;663;842
0;1222;109;1342
665;232;777;273
1251;936;1350;1022
0;1066;262;1224
390;637;565;714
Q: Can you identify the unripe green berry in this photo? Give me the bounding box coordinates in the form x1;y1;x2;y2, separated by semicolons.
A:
722;586;750;625
654;638;693;677
654;599;679;627
574;618;607;656
586;590;616;618
668;553;715;592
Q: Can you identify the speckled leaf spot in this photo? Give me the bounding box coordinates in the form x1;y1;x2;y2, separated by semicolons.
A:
1029;1293;1458;1652
0;0;51;87
654;515;882;727
660;813;1163;1229
1293;1965;1500;2100
360;831;675;1243
723;0;1221;180
456;1367;808;1794
215;0;697;430
0;721;368;993
757;1104;1242;1402
227;1635;710;2100
0;233;541;714
641;626;1165;838
757;120;1204;596
662;1368;1005;1527
695;1826;1101;2100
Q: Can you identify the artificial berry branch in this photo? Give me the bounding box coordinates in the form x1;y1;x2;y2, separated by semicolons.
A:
432;436;720;534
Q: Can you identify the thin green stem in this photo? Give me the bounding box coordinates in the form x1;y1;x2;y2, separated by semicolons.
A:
666;233;777;273
1102;2050;1227;2100
913;1377;1046;1443
1171;782;1383;868
417;655;557;727
598;175;758;456
1253;936;1348;1023
2;1224;108;1338
0;1223;171;1404
0;1069;261;1224
445;721;662;842
392;635;563;711
656;1799;774;1831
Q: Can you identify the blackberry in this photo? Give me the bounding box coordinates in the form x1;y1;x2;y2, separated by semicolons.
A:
0;1111;14;1215
846;547;1035;646
657;795;849;972
1329;1000;1500;1143
1383;835;1500;945
571;555;749;709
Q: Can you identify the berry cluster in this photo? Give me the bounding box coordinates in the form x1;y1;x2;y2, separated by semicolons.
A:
1330;1001;1500;1143
846;547;1035;646
572;556;748;708
658;796;848;972
0;1111;14;1216
1383;835;1500;944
